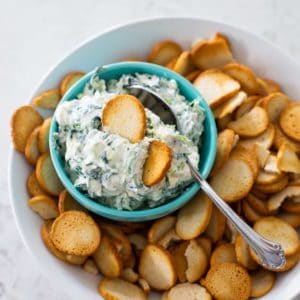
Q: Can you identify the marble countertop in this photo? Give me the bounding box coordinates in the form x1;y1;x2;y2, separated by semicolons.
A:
1;0;300;299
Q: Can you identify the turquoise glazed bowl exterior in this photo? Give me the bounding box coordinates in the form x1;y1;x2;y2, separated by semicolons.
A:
49;62;217;222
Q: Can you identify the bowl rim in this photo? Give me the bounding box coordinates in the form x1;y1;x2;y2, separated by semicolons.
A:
49;61;217;220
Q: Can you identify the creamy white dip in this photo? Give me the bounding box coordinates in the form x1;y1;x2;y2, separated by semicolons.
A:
55;71;205;210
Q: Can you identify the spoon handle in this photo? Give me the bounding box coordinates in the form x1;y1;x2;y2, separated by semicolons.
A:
188;162;286;270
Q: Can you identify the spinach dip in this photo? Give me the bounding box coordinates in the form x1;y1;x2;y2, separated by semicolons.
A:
55;71;205;210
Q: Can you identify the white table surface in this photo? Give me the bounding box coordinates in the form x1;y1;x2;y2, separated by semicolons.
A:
1;0;300;299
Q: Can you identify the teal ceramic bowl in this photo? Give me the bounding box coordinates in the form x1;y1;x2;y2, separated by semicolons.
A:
49;62;217;221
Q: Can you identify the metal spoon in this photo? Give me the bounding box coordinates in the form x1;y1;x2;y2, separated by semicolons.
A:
126;83;286;270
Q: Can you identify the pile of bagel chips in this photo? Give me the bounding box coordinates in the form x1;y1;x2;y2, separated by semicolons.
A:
10;33;300;300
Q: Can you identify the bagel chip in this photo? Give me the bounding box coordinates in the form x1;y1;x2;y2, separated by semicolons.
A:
277;143;300;173
204;205;226;243
202;262;251;300
161;292;169;300
93;235;123;278
250;269;276;298
148;40;182;65
148;215;176;243
173;51;195;76
120;268;139;283
60;71;85;96
246;194;271;216
254;175;288;195
290;178;300;186
82;258;99;275
167;283;212;300
32;88;60;109
36;152;64;196
139;244;176;290
176;192;212;240
251;188;268;200
128;234;147;256
138;278;150;295
268;185;300;211
51;211;101;256
11;105;43;152
210;158;254;202
24;126;40;165
273;124;300;153
223;63;260;94
289;174;300;184
217;114;232;131
230;145;259;177
142;140;172;187
254;143;270;168
191;36;214;49
28;195;59;219
169;241;188;283
210;243;238;266
102;94;146;143
234;200;243;215
242;199;263;223
41;220;68;263
191;34;233;69
214;91;247;119
210;129;235;176
157;228;181;249
250;217;299;257
277;212;300;228
124;253;136;269
258;78;281;96
235;95;259;119
259;92;290;122
222;221;238;243
282;198;300;214
239;124;275;150
262;79;281;93
185;240;208;282
100;223;132;263
27;171;47;197
38;117;52;153
65;254;87;265
58;189;86;213
227;107;269;137
213;32;231;46
41;220;87;265
185;70;201;82
279;103;300;142
264;154;281;174
252;189;270;204
193;69;240;108
196;237;212;258
165;56;178;69
235;234;258;270
98;278;146;300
